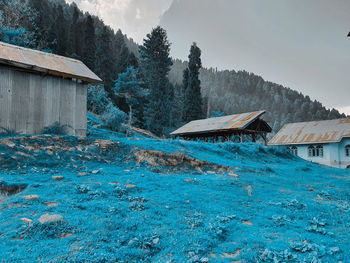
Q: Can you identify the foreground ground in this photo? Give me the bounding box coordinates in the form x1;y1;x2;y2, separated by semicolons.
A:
0;115;349;262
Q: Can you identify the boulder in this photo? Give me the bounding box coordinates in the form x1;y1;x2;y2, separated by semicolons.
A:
38;214;63;224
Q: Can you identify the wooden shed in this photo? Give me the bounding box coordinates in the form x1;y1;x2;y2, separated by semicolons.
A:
171;110;272;144
0;42;101;136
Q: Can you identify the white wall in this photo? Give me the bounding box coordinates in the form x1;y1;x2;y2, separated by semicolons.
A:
0;67;87;136
289;138;350;169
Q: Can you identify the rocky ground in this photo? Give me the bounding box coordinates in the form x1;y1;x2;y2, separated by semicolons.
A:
0;114;349;262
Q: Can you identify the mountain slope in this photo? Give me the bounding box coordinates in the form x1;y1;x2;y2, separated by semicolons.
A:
0;114;349;262
169;59;345;133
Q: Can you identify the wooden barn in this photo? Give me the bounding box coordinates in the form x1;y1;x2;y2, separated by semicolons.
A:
0;42;101;136
171;111;272;144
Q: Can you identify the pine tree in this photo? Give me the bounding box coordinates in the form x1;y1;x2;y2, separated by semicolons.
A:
113;66;145;127
181;68;189;121
183;43;203;122
95;26;114;96
55;5;66;55
139;26;173;135
67;4;81;57
82;15;96;71
116;43;130;75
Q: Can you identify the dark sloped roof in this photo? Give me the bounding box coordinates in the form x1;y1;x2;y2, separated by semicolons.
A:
0;41;102;83
171;111;269;136
268;118;350;145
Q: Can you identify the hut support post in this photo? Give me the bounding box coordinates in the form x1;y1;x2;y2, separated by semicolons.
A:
239;133;243;143
261;132;267;146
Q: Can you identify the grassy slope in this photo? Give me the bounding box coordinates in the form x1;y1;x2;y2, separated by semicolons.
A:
0;116;349;262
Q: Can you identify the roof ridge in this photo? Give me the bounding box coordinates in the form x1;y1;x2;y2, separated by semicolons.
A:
0;41;83;64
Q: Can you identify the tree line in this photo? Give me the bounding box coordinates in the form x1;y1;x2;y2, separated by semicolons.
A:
0;0;346;137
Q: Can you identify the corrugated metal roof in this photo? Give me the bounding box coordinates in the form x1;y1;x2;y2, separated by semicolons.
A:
0;42;102;83
171;110;266;135
268;118;350;145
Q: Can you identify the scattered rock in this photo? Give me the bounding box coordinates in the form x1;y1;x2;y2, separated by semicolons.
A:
246;185;252;196
20;218;32;225
38;214;63;224
200;257;209;262
25;195;39;200
52;176;64;181
229;172;239;177
242;220;253;226
126;184;136;188
78;172;87;177
221;250;240;259
60;233;73;239
45;202;59;207
184;178;193;182
91;170;100;174
152;237;160;244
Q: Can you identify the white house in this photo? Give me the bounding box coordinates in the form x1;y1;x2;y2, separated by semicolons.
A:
268;118;350;169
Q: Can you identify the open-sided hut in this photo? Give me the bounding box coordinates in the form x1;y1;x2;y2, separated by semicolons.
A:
0;42;101;136
171;111;272;144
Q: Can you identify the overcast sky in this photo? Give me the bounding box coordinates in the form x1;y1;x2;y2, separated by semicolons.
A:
66;0;350;115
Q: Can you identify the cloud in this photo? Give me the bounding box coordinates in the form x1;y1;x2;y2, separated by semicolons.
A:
66;0;172;43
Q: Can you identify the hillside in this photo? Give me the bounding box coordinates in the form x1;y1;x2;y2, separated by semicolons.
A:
169;59;346;133
0;114;349;262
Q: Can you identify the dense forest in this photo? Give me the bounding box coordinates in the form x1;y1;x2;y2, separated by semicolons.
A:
0;0;346;136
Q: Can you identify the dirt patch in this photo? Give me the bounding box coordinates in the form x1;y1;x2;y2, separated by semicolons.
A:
0;182;27;196
134;149;234;174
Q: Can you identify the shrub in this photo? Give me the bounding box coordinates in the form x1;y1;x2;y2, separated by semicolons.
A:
101;103;128;132
42;122;68;135
0;127;17;136
87;85;111;115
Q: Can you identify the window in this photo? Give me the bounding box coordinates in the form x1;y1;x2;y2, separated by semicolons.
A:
308;145;323;157
308;146;315;157
316;145;323;157
291;146;298;155
346;145;350;157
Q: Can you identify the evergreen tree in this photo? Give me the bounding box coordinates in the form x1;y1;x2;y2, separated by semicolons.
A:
116;43;130;75
82;14;96;71
67;4;81;57
113;66;145;127
139;26;173;135
95;26;115;95
55;5;66;55
181;68;189;121
183;43;203;122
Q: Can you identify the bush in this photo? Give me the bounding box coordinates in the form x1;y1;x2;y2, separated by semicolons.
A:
0;127;17;136
87;85;111;115
101;103;128;132
42;122;68;135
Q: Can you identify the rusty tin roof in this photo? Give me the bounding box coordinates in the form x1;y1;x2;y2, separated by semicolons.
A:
171;110;267;136
0;42;102;83
269;118;350;145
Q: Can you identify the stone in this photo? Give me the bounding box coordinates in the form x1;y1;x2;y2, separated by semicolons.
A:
24;195;39;200
153;237;160;244
52;176;64;181
20;218;32;225
45;202;59;207
38;214;63;224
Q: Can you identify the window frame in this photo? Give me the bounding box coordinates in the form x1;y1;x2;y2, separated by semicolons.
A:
308;145;323;157
346;145;350;157
316;145;323;157
308;146;315;157
291;146;298;156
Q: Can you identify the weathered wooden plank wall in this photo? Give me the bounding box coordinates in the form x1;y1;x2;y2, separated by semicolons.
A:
0;67;87;136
